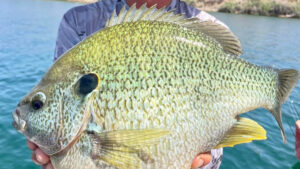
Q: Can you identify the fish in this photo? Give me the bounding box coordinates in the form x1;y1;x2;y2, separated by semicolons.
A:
12;4;300;169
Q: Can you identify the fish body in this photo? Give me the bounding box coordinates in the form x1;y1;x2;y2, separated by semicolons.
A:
12;5;299;169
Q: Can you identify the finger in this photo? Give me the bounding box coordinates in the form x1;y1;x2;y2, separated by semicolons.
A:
35;148;50;164
42;163;54;169
45;163;54;169
197;152;212;166
191;152;212;169
27;140;37;151
191;155;204;169
32;152;42;165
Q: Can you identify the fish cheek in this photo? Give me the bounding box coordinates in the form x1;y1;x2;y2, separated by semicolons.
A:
27;96;82;154
24;88;65;154
25;105;61;153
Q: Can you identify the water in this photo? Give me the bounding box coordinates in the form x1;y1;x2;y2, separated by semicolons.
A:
0;0;299;168
212;13;300;169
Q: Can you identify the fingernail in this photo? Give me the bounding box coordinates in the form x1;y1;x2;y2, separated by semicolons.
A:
191;157;204;169
35;148;50;164
36;153;43;163
32;152;41;165
197;158;204;167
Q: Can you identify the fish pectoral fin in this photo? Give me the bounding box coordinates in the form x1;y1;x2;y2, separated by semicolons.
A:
87;129;170;169
95;129;170;146
215;118;266;149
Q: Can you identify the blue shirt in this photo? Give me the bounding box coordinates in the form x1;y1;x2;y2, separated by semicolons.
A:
53;0;201;61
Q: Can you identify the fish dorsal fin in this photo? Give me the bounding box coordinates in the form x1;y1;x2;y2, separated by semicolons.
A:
186;21;243;56
106;3;243;56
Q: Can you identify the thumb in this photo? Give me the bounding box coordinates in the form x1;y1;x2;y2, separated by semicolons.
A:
191;152;212;169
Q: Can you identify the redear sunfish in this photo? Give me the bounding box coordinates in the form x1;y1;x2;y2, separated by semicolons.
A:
12;4;300;169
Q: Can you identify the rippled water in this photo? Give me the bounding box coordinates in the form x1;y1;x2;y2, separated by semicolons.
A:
0;0;299;168
212;12;300;169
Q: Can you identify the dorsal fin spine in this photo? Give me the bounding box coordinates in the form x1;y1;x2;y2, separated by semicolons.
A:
140;5;156;20
105;3;243;56
123;3;135;22
132;4;146;21
107;10;117;27
116;6;126;24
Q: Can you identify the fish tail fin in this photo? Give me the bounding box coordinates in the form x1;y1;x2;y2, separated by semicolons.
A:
270;69;299;143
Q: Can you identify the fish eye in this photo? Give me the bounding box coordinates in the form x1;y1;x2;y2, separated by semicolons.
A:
32;100;44;110
31;92;46;110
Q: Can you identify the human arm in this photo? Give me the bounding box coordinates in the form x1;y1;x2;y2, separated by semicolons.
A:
53;7;86;61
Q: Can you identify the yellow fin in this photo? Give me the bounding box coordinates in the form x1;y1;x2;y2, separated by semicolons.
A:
215;118;266;149
96;129;170;147
88;129;170;169
99;150;145;169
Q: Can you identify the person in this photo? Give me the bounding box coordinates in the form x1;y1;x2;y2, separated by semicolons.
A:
296;120;300;160
28;0;227;168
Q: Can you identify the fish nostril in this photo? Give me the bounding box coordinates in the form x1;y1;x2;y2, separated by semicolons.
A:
17;100;28;106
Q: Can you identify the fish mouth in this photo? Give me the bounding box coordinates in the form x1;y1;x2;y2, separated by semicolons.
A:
12;109;27;133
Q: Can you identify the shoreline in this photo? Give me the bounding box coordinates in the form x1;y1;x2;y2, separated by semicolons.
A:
188;0;300;19
61;0;300;19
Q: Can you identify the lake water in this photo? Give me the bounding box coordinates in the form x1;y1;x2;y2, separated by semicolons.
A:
0;0;299;168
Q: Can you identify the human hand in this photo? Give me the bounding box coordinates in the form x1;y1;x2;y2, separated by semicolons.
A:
28;139;211;169
27;140;54;169
191;152;212;169
296;120;300;160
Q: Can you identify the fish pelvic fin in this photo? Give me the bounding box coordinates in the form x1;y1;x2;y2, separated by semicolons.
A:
87;129;170;169
105;3;243;56
215;117;266;149
270;69;300;143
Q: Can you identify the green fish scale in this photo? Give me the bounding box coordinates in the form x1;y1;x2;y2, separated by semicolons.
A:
56;21;278;168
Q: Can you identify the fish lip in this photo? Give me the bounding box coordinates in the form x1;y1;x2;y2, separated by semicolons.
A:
12;109;27;133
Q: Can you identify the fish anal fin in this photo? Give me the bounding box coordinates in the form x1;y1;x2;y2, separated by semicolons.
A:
215;118;266;149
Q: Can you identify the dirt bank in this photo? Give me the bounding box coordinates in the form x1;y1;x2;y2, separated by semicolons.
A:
187;0;300;18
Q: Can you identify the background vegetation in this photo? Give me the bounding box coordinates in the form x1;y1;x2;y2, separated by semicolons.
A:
187;0;300;18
